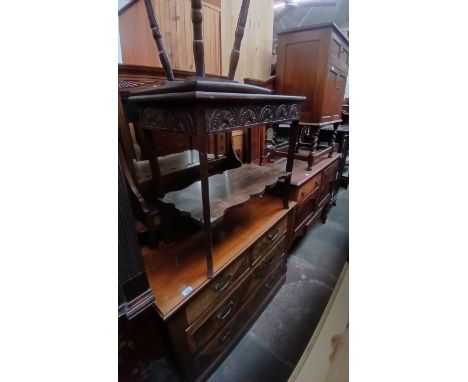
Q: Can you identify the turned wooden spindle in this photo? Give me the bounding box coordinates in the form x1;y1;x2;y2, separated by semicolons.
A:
143;0;175;81
328;122;339;157
191;0;205;77
228;0;251;80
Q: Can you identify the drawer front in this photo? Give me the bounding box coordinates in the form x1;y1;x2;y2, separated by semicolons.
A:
188;248;285;353
323;161;339;183
296;173;321;203
188;275;253;352
185;252;250;325
194;258;286;374
251;216;287;264
294;198;316;230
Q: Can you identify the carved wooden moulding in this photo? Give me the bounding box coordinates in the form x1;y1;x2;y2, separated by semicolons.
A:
139;102;301;134
140;107;195;133
206;103;300;132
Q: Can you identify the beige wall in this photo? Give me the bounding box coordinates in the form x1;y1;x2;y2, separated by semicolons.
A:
221;0;274;82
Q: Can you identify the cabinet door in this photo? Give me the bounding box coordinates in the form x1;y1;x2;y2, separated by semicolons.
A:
321;67;347;123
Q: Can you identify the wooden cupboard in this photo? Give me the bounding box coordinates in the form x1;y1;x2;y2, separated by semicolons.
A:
276;23;349;127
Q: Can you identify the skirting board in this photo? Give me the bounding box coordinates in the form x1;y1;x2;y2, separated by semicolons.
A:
288;262;349;382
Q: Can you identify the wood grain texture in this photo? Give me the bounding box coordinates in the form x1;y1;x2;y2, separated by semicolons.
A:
143;0;175;80
161;163;290;224
120;0;221;74
191;0;205;76
227;0;250;80
141;194;294;319
221;0;274;81
276;23;349;125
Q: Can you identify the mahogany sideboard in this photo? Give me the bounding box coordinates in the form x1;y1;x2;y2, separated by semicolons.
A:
141;196;295;381
267;153;341;249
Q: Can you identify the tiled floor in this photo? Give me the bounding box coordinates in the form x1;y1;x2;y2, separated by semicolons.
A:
119;187;349;382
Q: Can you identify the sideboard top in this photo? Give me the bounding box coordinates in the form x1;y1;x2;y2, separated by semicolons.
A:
277;22;348;45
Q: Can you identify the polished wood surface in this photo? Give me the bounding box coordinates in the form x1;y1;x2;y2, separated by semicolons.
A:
141;194;295;319
272;152;340;187
120;7;302;380
184;252;250;325
276;23;348;125
161;164;289;224
162;204;290;381
266;154;341;248
192;256;286;381
186;237;284;353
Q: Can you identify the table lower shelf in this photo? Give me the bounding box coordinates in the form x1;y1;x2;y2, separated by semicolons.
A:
160;163;290;225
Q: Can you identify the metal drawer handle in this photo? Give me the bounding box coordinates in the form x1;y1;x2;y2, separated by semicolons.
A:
266;255;276;266
213;275;231;292
267;228;278;241
216;300;234;320
219;330;232;344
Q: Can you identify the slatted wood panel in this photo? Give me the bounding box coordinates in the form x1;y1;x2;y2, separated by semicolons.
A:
221;0;274;82
119;0;221;75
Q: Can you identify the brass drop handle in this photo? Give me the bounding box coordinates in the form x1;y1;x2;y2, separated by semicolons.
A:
267;228;278;241
216;300;235;320
213;275;231;292
219;330;232;344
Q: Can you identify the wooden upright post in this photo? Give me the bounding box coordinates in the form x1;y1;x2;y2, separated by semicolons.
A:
191;0;205;77
195;108;214;278
143;0;175;81
228;0;251;80
284;120;300;209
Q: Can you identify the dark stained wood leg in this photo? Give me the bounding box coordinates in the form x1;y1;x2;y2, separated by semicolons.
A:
158;203;175;243
321;203;330;224
196;113;214;278
246;127;252;164
144;129;164;198
329;122;339;157
214;133;219;159
311;126;319;153
284;120;300;209
295;124;302;153
307;151;314;171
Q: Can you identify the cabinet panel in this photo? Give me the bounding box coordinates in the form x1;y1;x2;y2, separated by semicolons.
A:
276;24;348;125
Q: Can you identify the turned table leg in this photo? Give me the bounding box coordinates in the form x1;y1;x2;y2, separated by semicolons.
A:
196;111;214;278
329;122;339;158
284;120;299;209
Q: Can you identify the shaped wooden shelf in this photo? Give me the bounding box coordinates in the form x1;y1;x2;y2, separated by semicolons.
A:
160;164;290;225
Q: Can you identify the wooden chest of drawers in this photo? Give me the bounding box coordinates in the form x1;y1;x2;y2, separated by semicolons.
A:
142;196;294;382
287;154;341;248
